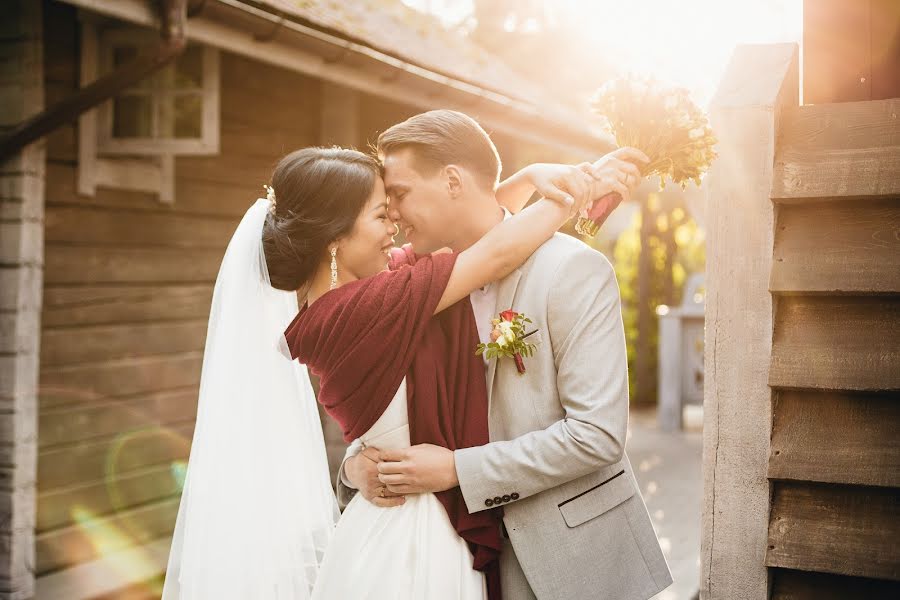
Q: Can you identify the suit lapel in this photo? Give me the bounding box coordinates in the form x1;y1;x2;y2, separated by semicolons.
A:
486;267;524;409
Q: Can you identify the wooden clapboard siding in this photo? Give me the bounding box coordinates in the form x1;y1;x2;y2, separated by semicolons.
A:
771;568;900;599
39;352;203;410
45;204;238;249
45;161;261;219
762;63;900;595
766;481;900;580
769;296;900;391
771;198;900;294
45;246;224;284
772;98;900;200
41;284;213;328
35;497;181;574
37;421;194;493
40;321;208;367
777;99;900;154
39;387;199;448
769;390;900;487
37;464;184;533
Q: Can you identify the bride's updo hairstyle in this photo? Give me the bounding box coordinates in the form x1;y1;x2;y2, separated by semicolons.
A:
263;147;381;291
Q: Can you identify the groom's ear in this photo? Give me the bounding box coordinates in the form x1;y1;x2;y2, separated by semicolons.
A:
444;164;463;198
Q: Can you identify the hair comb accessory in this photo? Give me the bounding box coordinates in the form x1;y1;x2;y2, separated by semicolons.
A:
264;185;277;214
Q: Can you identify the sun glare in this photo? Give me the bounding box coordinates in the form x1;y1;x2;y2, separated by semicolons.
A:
404;0;802;106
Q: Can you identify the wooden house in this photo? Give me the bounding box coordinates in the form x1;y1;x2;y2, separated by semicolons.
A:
702;0;899;598
0;1;608;597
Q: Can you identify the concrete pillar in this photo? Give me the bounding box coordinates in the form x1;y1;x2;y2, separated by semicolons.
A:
0;2;45;598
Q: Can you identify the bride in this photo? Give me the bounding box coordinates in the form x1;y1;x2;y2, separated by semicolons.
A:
160;146;608;599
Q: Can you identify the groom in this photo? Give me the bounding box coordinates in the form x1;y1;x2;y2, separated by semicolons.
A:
340;110;673;600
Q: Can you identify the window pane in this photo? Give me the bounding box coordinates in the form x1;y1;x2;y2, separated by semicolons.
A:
112;45;154;90
113;94;154;138
173;94;202;138
174;46;203;89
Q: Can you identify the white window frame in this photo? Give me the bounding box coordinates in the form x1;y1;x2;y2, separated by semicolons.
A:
96;28;220;156
77;14;220;204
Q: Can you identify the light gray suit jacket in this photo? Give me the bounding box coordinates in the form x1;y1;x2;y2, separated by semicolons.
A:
338;234;672;600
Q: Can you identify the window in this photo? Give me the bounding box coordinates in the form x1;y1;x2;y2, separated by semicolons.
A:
78;17;221;204
97;29;220;155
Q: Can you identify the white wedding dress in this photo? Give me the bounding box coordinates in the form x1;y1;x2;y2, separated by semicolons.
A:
312;377;487;600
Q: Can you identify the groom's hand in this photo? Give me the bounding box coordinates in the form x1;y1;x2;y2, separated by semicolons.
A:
377;444;459;494
345;447;406;507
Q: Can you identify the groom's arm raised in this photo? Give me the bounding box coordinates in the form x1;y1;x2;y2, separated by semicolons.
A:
378;249;630;512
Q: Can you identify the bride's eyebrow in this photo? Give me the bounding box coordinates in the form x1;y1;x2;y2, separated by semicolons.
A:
371;201;388;213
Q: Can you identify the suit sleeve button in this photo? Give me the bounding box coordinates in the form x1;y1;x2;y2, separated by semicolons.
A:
502;495;511;502
485;499;494;507
511;492;520;500
493;496;503;505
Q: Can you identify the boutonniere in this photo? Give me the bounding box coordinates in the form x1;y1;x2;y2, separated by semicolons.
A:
475;309;539;374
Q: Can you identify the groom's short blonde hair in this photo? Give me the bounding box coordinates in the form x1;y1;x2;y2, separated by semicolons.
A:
376;110;502;191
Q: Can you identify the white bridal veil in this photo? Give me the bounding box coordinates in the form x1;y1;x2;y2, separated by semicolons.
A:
162;198;339;599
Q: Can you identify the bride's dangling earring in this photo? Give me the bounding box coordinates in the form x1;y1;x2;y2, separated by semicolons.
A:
330;247;338;290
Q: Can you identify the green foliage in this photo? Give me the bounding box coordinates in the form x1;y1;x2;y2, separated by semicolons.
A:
593;195;705;401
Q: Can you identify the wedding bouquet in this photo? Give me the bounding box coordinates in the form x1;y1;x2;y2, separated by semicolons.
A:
575;75;718;237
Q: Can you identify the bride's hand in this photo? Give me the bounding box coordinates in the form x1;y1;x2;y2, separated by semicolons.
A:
526;163;595;214
580;147;649;202
346;447;406;508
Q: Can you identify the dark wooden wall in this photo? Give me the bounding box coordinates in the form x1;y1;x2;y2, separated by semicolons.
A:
803;0;900;103
766;98;900;596
37;1;321;578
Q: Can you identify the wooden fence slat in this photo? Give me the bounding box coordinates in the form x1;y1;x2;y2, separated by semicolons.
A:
37;422;193;492
772;567;900;599
39;352;203;409
777;99;900;151
769;390;900;487
766;481;900;580
41;284;214;328
39;386;198;448
40;320;208;367
35;497;180;575
770;296;900;391
772;98;900;200
36;464;183;534
772;145;900;200
771;198;900;294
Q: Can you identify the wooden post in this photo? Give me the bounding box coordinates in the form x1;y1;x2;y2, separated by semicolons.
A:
0;2;44;598
701;43;798;600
